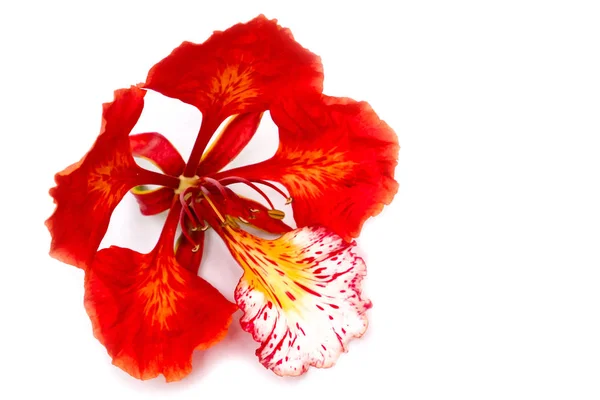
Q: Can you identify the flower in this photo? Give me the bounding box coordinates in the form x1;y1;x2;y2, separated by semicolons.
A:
46;15;399;381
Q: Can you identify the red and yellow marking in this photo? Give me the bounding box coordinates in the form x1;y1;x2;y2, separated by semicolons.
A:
277;148;357;199
206;65;259;110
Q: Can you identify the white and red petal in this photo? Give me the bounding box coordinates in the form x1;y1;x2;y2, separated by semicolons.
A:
222;225;371;376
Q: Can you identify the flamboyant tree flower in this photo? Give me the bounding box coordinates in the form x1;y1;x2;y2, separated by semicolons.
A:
46;15;399;381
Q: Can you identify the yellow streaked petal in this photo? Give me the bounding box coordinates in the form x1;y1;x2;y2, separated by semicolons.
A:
222;225;371;376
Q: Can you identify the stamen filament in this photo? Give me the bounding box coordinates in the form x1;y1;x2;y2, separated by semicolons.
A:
190;206;210;232
202;177;229;199
178;212;198;246
200;188;226;223
218;177;275;209
179;187;200;228
247;178;291;203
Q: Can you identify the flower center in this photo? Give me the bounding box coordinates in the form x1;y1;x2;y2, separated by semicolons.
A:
175;175;293;252
175;175;201;194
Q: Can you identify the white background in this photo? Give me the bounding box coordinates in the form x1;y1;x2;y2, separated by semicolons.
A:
1;0;599;399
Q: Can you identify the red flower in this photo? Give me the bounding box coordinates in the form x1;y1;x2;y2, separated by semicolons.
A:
46;15;398;381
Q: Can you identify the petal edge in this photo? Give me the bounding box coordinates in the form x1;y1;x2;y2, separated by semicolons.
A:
46;87;147;268
224;225;371;376
144;15;323;121
85;242;236;381
217;95;399;241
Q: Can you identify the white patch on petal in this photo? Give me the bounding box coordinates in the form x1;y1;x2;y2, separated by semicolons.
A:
225;226;371;376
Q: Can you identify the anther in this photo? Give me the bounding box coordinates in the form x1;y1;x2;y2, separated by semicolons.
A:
190;221;209;231
267;209;285;220
179;213;198;246
191;244;200;253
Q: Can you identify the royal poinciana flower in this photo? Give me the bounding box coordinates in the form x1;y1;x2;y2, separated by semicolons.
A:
46;16;399;381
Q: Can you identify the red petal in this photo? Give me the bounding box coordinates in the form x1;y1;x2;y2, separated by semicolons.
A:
175;229;205;275
131;186;175;216
46;87;148;268
85;241;236;382
144;15;323;122
197;112;263;176
218;95;399;241
130;132;185;176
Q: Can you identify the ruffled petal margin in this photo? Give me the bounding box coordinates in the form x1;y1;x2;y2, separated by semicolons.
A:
144;15;323;122
85;235;236;381
221;225;371;376
219;95;399;241
46;87;148;268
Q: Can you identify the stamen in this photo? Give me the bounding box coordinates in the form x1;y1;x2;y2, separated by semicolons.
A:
187;197;210;232
200;187;226;223
191;244;201;253
267;209;286;220
179;187;200;228
178;212;198;246
219;176;275;210
221;188;253;221
219;176;291;203
191;220;210;232
201;177;229;199
250;178;292;204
